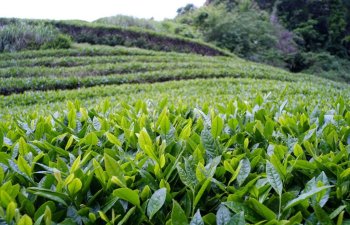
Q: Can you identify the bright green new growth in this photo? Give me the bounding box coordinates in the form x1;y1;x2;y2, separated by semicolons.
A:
0;29;349;224
0;93;349;224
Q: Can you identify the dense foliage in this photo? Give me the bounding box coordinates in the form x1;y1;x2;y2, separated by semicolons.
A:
95;15;199;39
0;17;349;224
177;0;350;81
0;77;349;224
0;22;71;52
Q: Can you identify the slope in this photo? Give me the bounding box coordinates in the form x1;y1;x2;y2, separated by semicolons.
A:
0;32;349;225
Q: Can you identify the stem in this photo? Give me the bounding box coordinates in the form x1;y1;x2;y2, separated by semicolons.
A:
278;194;282;220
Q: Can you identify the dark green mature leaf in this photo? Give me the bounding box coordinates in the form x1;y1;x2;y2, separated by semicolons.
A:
329;205;346;219
28;187;69;206
223;201;260;223
118;206;136;225
0;130;3;149
266;161;282;196
284;186;333;211
228;212;245;225
216;205;231;225
172;200;188;225
201;126;218;159
34;201;56;221
313;204;334;225
315;172;330;207
177;163;196;191
286;212;303;225
194;178;211;209
190;210;204;225
237;158;251;187
247;198;276;220
147;188;167;219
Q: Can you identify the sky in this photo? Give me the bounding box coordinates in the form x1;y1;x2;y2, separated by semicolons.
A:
1;0;206;22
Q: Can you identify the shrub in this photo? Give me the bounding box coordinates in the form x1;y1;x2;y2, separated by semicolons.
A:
0;22;71;52
95;15;158;31
41;34;72;49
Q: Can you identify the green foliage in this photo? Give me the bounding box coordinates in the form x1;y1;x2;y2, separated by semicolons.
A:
0;26;349;224
95;15;159;31
0;91;349;224
0;22;71;52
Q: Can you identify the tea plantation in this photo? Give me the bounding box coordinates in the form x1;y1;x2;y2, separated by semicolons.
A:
0;42;350;224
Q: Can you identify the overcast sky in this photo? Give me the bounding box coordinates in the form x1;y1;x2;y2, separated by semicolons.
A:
1;0;206;21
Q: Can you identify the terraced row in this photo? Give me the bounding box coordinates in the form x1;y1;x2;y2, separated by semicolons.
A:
0;76;349;224
0;44;298;95
1;77;348;116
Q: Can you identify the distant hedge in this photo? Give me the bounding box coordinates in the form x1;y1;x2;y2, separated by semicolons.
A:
0;18;231;56
0;21;71;52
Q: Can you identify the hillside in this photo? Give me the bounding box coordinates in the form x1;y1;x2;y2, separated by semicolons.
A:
174;0;350;82
0;18;350;225
0;18;229;56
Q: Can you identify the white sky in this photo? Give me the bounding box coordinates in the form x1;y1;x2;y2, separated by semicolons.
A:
1;0;206;22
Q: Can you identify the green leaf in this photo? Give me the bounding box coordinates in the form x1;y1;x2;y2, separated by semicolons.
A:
0;190;13;208
18;156;32;178
176;159;197;190
65;135;74;150
70;155;81;173
237;158;251;186
263;119;275;139
0;167;3;184
313;204;334;225
67;107;76;130
6;201;16;224
18;137;28;156
18;215;33;225
0;130;3;149
223;201;260;223
201;126;218;159
179;120;192;140
330;205;346;219
190;210;204;225
147;188;167;220
171;200;188;225
211;116;223;138
67;178;82;196
28;187;69;206
228;212;245;225
113;188;140;207
157;108;171;135
247;198;276;220
84;132;98;146
106;132;121;147
104;153;126;187
117;206;136;225
284;186;333;211
34;201;56;221
194;178;211;209
216;205;231;225
315;172;330;207
138;128;158;162
286;212;303;225
266;161;282;196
